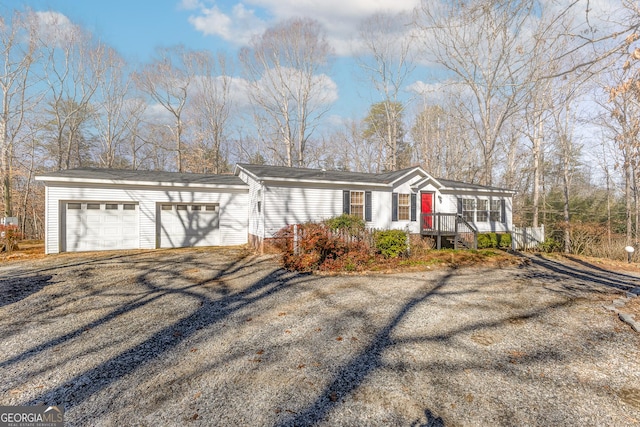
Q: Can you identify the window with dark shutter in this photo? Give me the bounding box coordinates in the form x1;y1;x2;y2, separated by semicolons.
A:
501;199;506;223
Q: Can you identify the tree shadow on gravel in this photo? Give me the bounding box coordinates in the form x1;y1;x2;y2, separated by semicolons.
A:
411;409;445;427
276;261;616;427
7;251;315;411
0;275;53;308
276;272;455;427
0;250;158;279
516;252;640;295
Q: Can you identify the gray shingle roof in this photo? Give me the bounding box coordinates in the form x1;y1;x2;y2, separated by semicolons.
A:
37;167;247;186
37;165;514;193
436;177;514;192
236;163;419;185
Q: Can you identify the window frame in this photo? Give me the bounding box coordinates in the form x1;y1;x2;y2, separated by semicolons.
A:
490;199;502;222
350;190;365;220
397;193;411;221
476;199;489;222
461;199;475;222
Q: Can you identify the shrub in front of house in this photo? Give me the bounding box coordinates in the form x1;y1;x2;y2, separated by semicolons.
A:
498;233;511;249
374;229;408;258
272;220;373;272
477;233;493;249
478;232;511;249
324;214;365;233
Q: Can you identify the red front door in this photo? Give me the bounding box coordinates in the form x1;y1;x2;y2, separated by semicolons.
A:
421;193;433;229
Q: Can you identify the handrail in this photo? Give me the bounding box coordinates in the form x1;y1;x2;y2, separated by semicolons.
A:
454;214;478;250
420;213;478;249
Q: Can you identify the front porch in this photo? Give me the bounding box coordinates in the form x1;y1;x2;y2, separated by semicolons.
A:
421;213;478;249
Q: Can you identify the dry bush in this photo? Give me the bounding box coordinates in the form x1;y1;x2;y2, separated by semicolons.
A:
272;222;374;272
409;234;435;257
552;222;630;261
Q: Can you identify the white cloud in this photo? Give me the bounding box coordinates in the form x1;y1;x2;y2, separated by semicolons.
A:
254;67;338;107
408;81;443;96
187;3;266;45
32;11;77;45
178;0;203;10
185;0;421;55
144;103;174;124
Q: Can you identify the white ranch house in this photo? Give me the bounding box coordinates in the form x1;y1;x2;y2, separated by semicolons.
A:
36;164;515;253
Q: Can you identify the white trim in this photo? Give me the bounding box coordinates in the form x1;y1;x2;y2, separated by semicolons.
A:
35;176;247;190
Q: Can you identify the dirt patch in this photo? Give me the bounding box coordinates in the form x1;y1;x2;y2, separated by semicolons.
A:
0;240;45;263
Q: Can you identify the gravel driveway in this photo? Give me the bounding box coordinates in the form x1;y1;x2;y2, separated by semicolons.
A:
1;248;640;426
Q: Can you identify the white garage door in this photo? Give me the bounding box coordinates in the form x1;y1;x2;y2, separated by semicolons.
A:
65;202;139;252
159;203;220;248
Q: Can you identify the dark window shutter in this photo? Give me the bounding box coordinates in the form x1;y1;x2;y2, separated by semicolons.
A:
343;190;350;214
457;198;463;215
501;199;506;223
392;192;398;222
410;193;417;222
365;191;372;222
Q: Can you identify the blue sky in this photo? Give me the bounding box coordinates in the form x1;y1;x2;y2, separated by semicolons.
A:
15;0;424;123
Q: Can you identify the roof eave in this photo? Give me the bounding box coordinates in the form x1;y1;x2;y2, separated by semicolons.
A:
260;176;390;187
35;176;248;190
441;186;516;195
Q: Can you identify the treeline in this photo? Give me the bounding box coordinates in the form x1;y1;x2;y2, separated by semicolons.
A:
2;1;640;257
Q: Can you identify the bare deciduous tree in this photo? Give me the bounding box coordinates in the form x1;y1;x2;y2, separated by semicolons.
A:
93;46;137;168
0;10;40;216
134;45;195;172
40;18;103;170
239;18;334;167
187;51;232;173
357;12;414;171
415;0;540;185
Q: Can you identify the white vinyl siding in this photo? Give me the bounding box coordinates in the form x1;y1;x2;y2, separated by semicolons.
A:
42;183;248;254
262;184;388;238
238;169;264;240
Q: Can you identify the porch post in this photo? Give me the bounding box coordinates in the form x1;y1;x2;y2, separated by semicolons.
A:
436;213;441;249
454;216;459;250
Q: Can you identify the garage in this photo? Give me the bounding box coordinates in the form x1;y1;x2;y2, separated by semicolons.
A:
159;203;220;248
65;202;139;252
37;168;249;254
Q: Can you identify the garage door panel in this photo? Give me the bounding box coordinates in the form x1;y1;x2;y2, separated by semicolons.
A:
160;204;220;248
64;202;139;252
